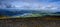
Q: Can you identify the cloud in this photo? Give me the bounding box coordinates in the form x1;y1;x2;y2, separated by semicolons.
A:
0;0;60;12
50;0;60;2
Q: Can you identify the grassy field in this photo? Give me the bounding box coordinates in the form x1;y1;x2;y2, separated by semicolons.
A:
0;16;60;27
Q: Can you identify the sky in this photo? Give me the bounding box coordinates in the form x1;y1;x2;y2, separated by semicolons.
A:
0;0;60;12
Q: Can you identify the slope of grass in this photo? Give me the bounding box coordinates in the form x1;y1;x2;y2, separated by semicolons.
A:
0;13;60;19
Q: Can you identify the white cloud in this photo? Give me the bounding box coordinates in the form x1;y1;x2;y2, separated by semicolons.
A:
0;1;60;12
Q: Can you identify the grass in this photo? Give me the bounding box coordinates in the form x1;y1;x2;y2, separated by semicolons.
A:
0;13;60;20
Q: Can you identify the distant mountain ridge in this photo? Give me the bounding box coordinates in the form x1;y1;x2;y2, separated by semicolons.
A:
0;9;41;16
0;8;60;17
